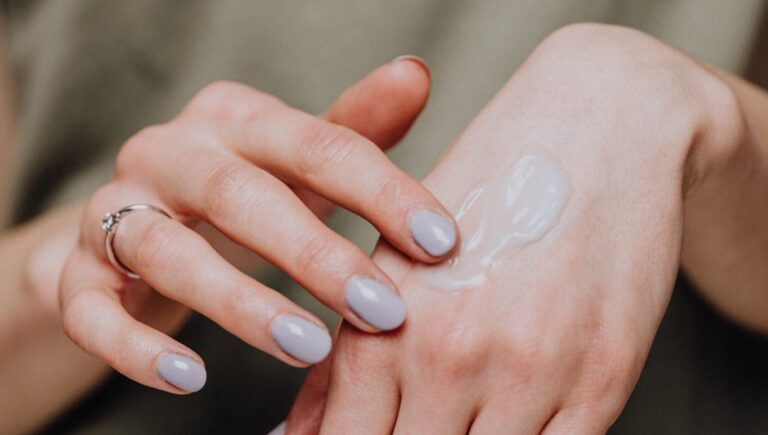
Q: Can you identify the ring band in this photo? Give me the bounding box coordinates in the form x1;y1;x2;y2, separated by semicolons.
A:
101;204;172;279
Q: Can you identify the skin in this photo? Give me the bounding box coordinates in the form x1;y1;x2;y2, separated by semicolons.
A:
3;19;768;435
0;57;443;433
59;56;458;390
285;24;768;434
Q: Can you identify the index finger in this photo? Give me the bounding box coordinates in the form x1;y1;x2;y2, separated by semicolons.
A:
217;63;458;262
260;106;458;261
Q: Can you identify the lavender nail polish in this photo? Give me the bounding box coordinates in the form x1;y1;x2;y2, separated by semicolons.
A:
346;277;406;331
410;210;457;256
156;353;207;393
271;314;332;364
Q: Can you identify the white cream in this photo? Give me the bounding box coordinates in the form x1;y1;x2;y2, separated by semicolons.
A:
415;152;570;292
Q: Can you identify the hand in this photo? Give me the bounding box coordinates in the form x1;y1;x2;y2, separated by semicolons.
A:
284;24;742;434
57;58;459;394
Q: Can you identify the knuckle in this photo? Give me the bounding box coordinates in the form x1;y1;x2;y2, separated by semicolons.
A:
191;81;248;110
335;327;395;375
371;174;411;215
218;282;259;332
574;397;626;431
200;162;257;219
495;337;540;384
186;80;279;124
295;232;339;277
296;123;357;177
115;125;168;177
561;401;622;434
576;339;640;416
418;322;492;380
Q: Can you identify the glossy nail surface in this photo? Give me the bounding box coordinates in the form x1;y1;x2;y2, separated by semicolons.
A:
346;277;406;331
156;353;207;393
410;210;457;256
271;314;332;364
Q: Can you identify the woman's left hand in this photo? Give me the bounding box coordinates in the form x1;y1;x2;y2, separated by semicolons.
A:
282;24;745;434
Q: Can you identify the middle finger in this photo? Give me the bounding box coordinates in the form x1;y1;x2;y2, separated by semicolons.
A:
198;83;458;262
157;148;407;333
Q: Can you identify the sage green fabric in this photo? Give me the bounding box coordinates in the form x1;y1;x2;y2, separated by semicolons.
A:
4;1;768;433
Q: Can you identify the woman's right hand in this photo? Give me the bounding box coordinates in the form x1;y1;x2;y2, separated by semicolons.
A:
57;57;457;394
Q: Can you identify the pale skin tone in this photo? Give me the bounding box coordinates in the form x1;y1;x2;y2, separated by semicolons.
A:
58;56;460;388
0;40;451;432
284;24;768;434
1;19;768;435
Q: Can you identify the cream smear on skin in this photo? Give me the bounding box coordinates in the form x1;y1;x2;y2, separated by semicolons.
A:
415;152;570;292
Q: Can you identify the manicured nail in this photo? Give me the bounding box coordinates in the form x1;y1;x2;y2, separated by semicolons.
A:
391;54;430;78
410;210;457;257
268;421;286;435
156;353;207;393
271;314;332;364
346;277;406;331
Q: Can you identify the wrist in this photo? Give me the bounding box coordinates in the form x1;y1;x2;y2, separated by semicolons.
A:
680;66;746;196
536;24;746;201
435;25;724;204
677;68;768;333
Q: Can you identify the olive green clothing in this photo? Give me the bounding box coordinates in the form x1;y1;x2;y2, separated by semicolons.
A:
3;1;768;433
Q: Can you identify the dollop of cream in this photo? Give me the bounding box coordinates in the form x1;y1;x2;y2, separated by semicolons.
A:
415;152;570;292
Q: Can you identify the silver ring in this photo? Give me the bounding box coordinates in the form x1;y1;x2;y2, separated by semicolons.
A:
101;204;172;280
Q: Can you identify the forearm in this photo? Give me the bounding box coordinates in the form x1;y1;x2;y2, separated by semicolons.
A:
0;202;110;434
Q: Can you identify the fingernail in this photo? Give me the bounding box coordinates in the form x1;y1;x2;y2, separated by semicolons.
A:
410;210;457;257
271;314;332;364
156;353;207;393
268;421;286;435
346;277;406;331
391;54;430;77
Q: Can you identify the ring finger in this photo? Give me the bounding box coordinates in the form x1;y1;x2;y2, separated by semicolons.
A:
85;188;335;367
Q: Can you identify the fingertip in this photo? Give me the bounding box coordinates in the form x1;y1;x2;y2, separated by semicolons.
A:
409;209;459;261
156;352;207;393
270;314;333;365
61;280;209;395
344;276;407;332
